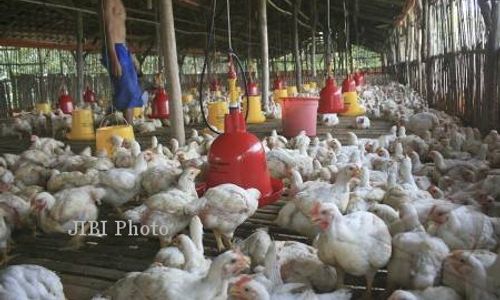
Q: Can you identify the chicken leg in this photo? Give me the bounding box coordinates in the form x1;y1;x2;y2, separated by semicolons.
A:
62;222;90;251
213;230;225;252
363;269;377;300
335;267;345;289
0;247;17;265
222;234;233;249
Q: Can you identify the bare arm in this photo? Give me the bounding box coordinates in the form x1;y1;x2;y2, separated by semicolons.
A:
103;0;122;77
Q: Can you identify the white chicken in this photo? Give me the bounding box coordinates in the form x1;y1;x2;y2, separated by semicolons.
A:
97;250;250;300
99;153;148;211
426;204;498;250
154;216;207;273
31;186;106;249
442;250;497;299
354;115;370;129
387;231;449;290
388;286;460;300
141;165;183;196
199;184;261;251
0;265;65;299
132;168;201;245
310;202;392;296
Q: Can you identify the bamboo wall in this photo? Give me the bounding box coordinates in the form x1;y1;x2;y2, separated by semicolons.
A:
385;0;499;131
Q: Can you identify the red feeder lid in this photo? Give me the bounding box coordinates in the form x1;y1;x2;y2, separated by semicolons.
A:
149;87;169;119
83;86;96;103
210;79;220;92
342;76;357;93
202;110;283;207
354;71;365;86
247;82;259;96
318;77;344;114
273;77;286;90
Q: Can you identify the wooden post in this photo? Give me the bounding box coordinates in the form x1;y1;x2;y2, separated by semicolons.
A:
484;0;500;130
159;0;185;145
293;0;302;90
311;0;317;78
76;11;84;105
325;0;332;71
259;0;269;109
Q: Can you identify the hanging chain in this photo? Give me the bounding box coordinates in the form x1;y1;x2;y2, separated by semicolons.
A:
226;0;232;51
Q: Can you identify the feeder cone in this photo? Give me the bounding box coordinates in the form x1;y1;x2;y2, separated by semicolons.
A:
207;100;229;132
354;71;365;86
149;87;169;119
340;76;365;117
318;77;344;114
204;109;283;207
58;85;74;114
83;86;96;104
35;103;51;114
273;76;288;103
243;81;266;124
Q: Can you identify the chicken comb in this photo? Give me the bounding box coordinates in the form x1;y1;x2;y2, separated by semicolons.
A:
234;275;252;287
310;202;321;216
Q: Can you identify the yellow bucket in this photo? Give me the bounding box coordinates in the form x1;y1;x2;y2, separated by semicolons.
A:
35;103;51;114
287;86;298;96
208;101;228;132
133;107;144;119
96;125;135;156
340;92;366;117
242;95;266;124
66;109;95;140
273;89;288;103
309;82;317;90
302;83;311;92
182;94;194;104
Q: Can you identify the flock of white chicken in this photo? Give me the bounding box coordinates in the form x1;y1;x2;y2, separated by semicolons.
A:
0;81;498;299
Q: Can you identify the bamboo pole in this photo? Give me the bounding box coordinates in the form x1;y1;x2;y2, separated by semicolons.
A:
76;11;84;105
159;0;185;145
259;0;269;109
311;0;317;78
293;0;302;90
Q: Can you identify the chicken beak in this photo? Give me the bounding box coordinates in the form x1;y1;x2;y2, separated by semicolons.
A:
240;255;251;270
229;286;243;299
353;167;362;178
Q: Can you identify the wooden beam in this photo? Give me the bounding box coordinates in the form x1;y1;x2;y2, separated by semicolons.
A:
159;0;185;145
259;0;270;109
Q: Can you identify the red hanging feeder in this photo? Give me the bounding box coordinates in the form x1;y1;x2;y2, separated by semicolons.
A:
58;84;74;114
83;86;96;104
273;76;286;90
318;76;344;114
200;58;283;207
148;86;169;119
342;75;357;93
210;78;221;92
354;71;365;86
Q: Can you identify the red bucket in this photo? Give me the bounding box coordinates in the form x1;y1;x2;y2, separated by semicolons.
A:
281;97;319;137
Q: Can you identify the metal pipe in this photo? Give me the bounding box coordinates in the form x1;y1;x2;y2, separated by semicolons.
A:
259;0;270;109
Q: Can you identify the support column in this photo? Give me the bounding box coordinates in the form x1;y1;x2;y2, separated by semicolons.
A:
76;11;84;105
311;0;317;78
293;0;302;90
484;0;500;130
259;0;269;108
159;0;185;145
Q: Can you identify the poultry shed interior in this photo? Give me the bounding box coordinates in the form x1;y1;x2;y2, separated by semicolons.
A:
0;0;499;299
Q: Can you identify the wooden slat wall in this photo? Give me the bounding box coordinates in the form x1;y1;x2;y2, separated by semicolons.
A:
385;0;499;132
